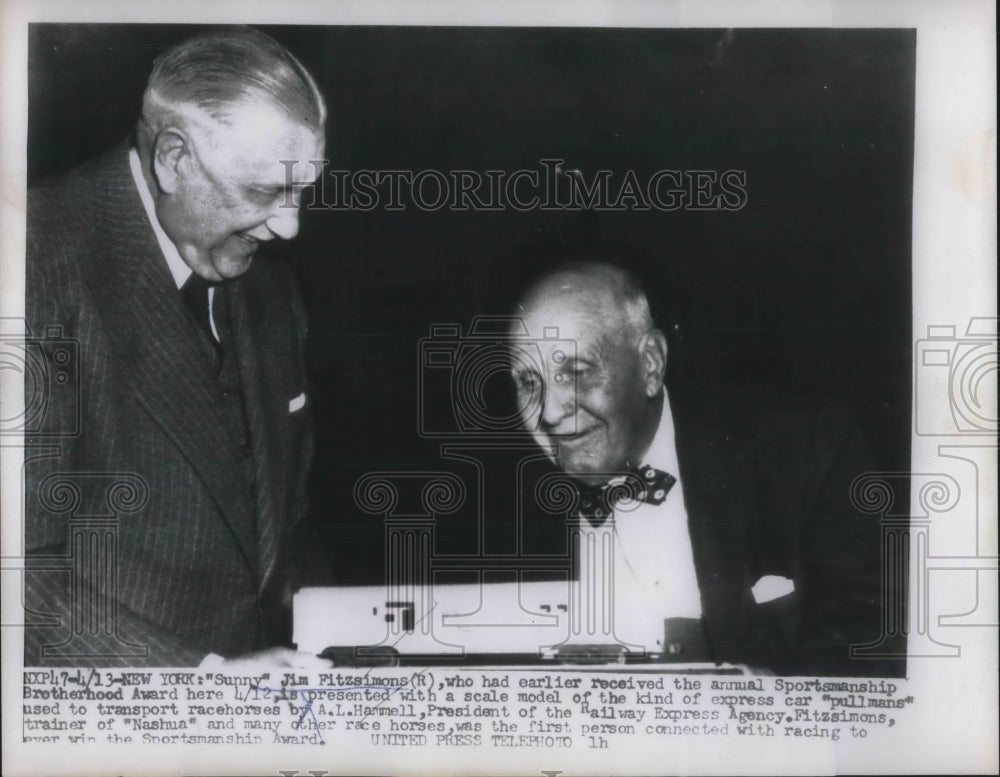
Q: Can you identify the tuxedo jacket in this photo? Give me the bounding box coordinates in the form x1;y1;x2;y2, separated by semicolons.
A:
24;143;315;666
665;384;899;677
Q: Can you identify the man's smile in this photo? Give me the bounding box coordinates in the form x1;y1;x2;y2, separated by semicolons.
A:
549;424;600;444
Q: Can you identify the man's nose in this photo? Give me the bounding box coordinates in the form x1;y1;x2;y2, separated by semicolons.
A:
539;377;575;430
266;204;301;240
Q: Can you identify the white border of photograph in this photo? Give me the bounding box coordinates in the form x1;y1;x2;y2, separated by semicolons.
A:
1;1;995;775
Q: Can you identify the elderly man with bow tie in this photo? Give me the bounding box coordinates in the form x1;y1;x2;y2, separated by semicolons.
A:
508;261;893;676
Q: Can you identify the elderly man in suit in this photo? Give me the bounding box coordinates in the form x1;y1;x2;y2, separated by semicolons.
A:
25;28;329;668
509;262;892;676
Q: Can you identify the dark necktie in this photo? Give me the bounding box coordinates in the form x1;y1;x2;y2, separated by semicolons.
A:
180;273;222;364
577;466;677;526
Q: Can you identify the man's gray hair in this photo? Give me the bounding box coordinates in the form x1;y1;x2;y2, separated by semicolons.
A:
139;26;326;142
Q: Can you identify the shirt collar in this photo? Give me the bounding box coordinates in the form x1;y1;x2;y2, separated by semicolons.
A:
128;147;192;290
637;388;681;479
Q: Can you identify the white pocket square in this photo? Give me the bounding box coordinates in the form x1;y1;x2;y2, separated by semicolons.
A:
288;392;307;413
751;575;795;604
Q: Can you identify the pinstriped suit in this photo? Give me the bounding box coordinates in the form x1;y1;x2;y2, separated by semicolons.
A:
24;143;314;666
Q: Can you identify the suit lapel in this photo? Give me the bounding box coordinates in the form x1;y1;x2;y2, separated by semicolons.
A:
227;279;283;589
84;146;259;570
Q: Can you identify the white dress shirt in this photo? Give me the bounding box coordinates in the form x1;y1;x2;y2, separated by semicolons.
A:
573;390;702;652
129;148;219;341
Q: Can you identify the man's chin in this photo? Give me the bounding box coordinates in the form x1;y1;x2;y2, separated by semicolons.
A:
558;460;619;486
212;252;256;280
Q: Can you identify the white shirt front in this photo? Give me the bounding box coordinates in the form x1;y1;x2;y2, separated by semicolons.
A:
573;390;702;652
129;148;218;341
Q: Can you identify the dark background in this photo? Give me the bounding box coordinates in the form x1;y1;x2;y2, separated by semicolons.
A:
28;25;914;585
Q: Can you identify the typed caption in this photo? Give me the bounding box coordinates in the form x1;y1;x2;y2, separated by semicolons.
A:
22;667;914;751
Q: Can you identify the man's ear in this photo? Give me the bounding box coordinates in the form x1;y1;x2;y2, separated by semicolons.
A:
639;329;668;398
150;128;190;195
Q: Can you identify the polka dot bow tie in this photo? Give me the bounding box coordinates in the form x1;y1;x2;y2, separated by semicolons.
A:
576;466;677;527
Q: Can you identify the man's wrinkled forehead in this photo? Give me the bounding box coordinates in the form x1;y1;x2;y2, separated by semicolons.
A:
514;275;626;341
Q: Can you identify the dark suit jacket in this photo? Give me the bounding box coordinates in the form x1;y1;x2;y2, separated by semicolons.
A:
667;384;900;677
24;143;316;666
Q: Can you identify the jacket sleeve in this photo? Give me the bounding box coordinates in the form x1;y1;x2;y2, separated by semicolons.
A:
22;191;209;668
259;267;335;648
756;400;899;676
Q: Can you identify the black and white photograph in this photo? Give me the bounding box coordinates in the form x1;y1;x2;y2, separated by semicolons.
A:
1;2;995;775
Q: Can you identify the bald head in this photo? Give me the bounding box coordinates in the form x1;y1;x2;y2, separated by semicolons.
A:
509;262;667;482
516;262;654;343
